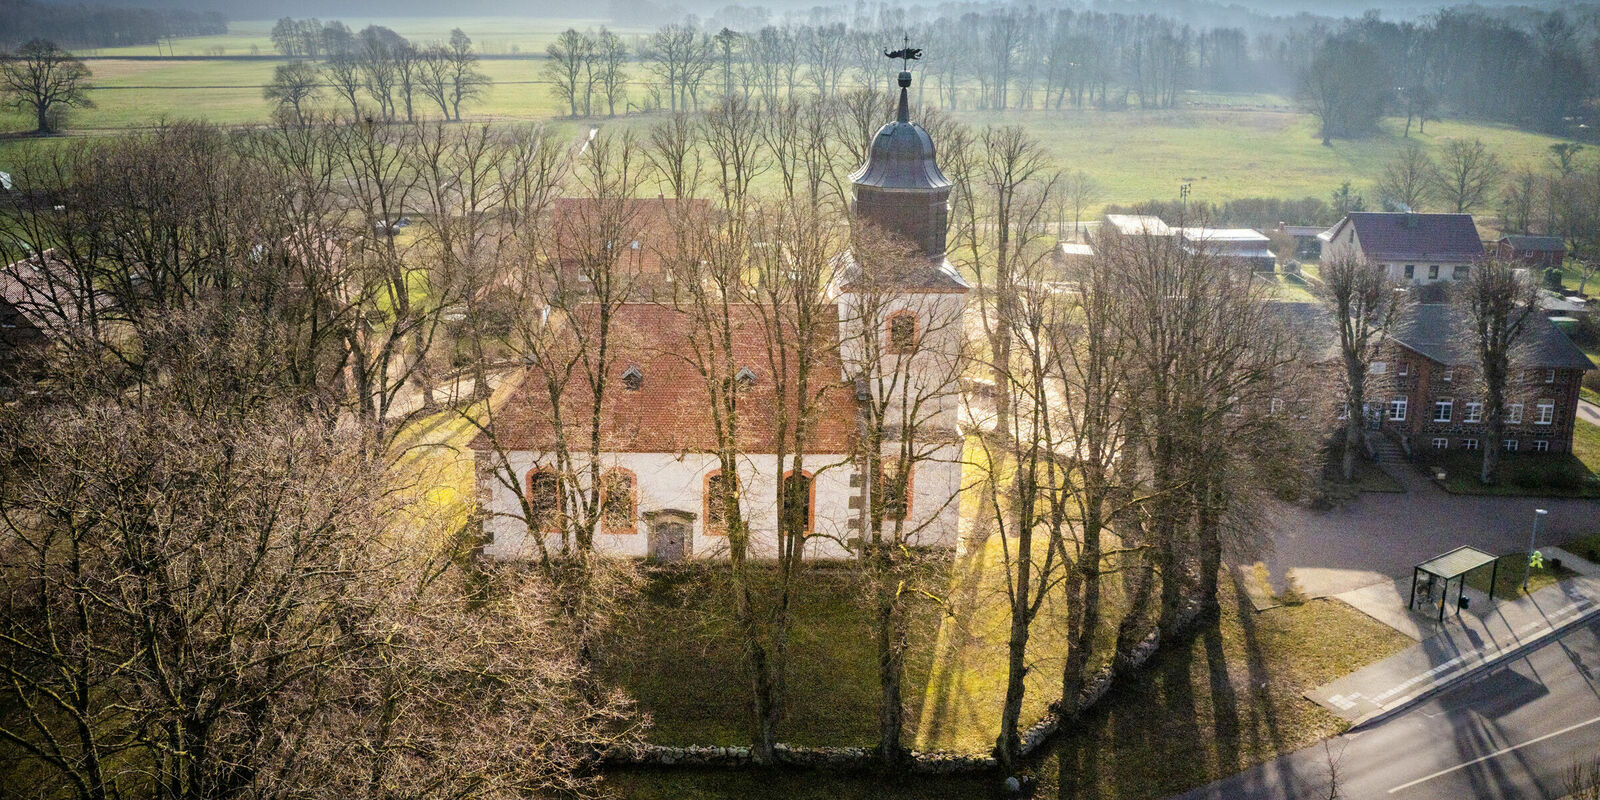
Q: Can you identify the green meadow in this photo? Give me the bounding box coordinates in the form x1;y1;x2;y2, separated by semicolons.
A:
0;18;1581;213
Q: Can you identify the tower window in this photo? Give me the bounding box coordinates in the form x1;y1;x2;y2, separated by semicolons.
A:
888;312;918;354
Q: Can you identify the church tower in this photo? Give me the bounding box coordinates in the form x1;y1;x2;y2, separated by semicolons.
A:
835;58;967;550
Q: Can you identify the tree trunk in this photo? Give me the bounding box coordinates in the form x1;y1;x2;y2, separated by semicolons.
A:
1195;480;1223;617
874;568;906;768
36;103;50;134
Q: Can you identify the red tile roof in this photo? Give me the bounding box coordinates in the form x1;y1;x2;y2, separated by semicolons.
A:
473;303;859;454
548;198;709;284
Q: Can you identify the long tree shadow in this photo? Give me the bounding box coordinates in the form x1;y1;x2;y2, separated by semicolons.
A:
1228;567;1302;791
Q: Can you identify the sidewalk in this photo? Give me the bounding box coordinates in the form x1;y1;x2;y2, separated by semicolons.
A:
1306;548;1600;728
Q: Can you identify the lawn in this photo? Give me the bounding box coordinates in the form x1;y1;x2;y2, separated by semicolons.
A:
1428;420;1600;498
1566;533;1600;564
1030;577;1411;800
606;576;1412;800
597;563;949;748
1463;552;1575;598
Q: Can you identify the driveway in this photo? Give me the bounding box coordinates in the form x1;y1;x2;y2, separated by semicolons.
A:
1259;462;1598;599
1581;398;1600;428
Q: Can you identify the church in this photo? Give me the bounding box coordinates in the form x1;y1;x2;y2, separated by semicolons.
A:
471;67;968;561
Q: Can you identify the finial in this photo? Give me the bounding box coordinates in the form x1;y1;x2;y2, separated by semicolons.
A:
885;36;921;123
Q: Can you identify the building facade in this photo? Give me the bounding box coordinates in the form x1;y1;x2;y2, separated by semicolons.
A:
1322;212;1484;284
1369;305;1593;455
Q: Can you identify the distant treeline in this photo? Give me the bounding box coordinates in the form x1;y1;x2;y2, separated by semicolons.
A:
0;0;226;50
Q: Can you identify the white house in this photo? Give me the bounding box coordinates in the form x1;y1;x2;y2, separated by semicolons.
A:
1321;212;1484;283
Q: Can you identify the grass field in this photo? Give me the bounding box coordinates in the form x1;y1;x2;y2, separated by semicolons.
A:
2;30;1584;216
79;17;648;58
608;576;1411;800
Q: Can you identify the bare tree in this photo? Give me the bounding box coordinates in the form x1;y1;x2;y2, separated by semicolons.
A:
445;28;490;120
1432;137;1504;214
0;38;94;133
263;60;321;123
595;27;629;117
1061;169;1102;239
545;28;594;117
1457;257;1541;484
1318;254;1407;480
323;55;364;118
1377;141;1434;211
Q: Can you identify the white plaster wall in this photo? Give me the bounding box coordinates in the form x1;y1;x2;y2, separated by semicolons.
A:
478;451;860;561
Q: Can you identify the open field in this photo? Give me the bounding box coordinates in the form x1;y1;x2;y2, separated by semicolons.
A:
78;17;650;58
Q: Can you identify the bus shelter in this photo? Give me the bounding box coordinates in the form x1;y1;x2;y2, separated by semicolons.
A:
1409;545;1500;623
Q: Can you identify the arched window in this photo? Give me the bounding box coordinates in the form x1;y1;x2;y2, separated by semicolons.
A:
887;311;918;354
876;461;912;521
782;470;814;534
600;468;637;534
704;470;740;536
525;469;562;531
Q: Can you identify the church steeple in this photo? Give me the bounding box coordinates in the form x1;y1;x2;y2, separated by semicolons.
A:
849;62;952;262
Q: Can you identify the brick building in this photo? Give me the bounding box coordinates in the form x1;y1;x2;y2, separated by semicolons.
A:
1372;304;1594;455
1495;235;1566;269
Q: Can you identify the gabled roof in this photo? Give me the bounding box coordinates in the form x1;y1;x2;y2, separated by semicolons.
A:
1332;212;1484;262
1498;234;1565;252
471;303;859;455
1269;302;1342;363
1180;227;1271;244
1391;303;1595;370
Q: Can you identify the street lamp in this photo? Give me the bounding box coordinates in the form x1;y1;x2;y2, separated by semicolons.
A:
1525;508;1549;592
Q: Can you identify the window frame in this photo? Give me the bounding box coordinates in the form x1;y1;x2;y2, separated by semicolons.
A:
1534;440;1550;452
525;468;564;533
1388;397;1408;422
876;459;913;522
1507;403;1524;424
599;468;638;535
1504;439;1519;452
1463;438;1480;451
1428;264;1440;280
886;310;919;355
1536;402;1555;425
781;469;816;535
1464;402;1483;424
703;469;740;537
1431;437;1449;450
1433;399;1453;423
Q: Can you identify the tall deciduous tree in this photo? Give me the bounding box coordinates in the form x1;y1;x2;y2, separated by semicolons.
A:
1318;254;1407;481
1432;137;1504;214
263;60;322;123
1377;142;1434;211
1457;258;1541;484
0;39;93;134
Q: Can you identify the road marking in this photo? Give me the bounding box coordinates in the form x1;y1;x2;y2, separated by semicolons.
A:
1386;714;1600;794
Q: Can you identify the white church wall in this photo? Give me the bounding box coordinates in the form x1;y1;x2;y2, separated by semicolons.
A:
478;450;860;561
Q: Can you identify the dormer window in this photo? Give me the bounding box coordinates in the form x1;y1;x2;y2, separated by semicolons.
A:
621;365;643;391
735;367;757;389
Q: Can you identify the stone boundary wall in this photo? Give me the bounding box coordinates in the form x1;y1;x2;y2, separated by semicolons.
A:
602;600;1205;774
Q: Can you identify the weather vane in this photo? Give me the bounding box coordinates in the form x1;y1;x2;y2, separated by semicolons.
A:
884;34;922;71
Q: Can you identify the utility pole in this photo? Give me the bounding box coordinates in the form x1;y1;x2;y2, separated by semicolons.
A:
1525;507;1549;592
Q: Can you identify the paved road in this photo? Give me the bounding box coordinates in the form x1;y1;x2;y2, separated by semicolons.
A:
1174;617;1600;800
1260;462;1598;599
1581;398;1600;428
